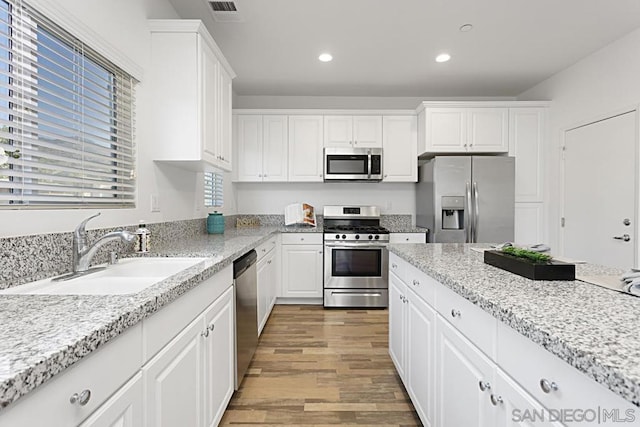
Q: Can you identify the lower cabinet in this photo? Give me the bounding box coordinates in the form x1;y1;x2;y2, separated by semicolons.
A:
280;233;323;300
143;286;234;427
388;272;407;379
257;247;277;334
79;373;143;427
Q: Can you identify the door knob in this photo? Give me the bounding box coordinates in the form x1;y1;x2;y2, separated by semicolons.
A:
623;218;631;226
613;234;631;242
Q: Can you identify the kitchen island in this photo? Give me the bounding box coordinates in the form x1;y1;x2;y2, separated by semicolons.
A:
388;243;640;416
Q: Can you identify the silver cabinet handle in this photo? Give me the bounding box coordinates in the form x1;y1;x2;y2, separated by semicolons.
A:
405;238;409;241
201;329;210;338
268;260;272;264
451;309;461;318
478;381;491;392
70;389;91;406
412;279;420;287
391;263;398;269
258;174;262;177
613;234;631;242
300;237;305;241
540;378;558;393
490;394;503;406
208;324;215;331
318;250;323;254
262;248;266;252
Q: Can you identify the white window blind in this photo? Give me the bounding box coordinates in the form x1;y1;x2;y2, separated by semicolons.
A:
0;0;136;208
204;172;223;208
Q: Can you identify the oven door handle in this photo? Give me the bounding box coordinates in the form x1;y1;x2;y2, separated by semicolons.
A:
324;243;388;249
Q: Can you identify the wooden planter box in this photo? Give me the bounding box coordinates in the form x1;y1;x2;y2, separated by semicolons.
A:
484;250;575;281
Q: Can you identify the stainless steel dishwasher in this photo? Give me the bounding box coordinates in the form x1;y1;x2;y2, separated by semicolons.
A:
233;249;258;389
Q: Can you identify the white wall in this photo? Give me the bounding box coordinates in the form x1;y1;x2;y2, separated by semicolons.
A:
518;27;640;251
0;0;226;238
234;182;415;216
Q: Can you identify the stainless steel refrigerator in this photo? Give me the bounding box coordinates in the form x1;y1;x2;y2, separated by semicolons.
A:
416;156;515;243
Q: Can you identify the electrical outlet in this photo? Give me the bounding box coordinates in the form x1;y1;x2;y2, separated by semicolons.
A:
150;194;160;212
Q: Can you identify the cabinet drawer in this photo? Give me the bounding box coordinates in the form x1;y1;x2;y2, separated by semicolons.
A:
0;324;142;427
497;323;635;424
143;265;232;361
256;236;277;260
389;233;426;244
389;252;406;283
281;233;322;245
435;284;497;359
405;262;436;307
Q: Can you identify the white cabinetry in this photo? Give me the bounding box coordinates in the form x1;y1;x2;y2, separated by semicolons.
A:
149;20;235;172
257;237;278;335
281;233;323;300
418;106;508;154
234;115;288;182
382;115;417;182
388;272;408;380
324;115;382;148
389;232;426;244
79;373;143;427
288;116;324;182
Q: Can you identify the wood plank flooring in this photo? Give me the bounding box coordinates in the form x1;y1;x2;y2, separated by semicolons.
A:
220;305;421;426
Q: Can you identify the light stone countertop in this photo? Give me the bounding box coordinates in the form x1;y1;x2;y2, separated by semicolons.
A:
388;243;640;407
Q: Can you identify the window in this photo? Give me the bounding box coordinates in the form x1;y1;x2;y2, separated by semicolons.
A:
204;172;223;208
0;0;136;208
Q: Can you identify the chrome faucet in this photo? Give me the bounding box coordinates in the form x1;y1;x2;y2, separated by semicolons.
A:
72;213;136;273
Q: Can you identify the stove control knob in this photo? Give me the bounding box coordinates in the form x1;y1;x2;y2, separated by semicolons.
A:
375;235;380;240
355;235;360;240
368;235;373;240
335;234;340;239
342;234;346;239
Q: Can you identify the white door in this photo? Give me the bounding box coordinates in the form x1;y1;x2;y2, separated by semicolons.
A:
436;317;496;427
562;111;637;268
388;273;407;381
203;287;235;427
143;317;203;427
281;244;323;297
382;115;417;182
353;116;382;147
263;115;288;181
79;373;143;427
406;290;436;427
288;116;324;182
324;116;353;147
236;115;263;181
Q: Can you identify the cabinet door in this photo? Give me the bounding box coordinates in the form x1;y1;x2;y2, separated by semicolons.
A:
236;115;263;182
436;317;496;427
288;116;324;182
144;317;203;427
200;38;220;166
79;373;143;427
324;116;353;147
353;116;382;147
217;66;233;171
281;244;323;297
382;115;417;182
203;286;235;427
467;108;509;152
257;255;269;335
263;115;288;181
388;273;407;381
509;108;545;202
425;108;467;152
495;369;564;427
514;203;544;245
406;290;436;427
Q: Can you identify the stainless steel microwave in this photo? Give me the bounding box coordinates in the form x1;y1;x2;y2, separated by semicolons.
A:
324;148;382;181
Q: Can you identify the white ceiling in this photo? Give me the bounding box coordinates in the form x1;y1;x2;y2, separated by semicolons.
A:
167;0;640;97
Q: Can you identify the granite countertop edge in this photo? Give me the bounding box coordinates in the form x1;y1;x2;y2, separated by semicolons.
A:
388;243;640;408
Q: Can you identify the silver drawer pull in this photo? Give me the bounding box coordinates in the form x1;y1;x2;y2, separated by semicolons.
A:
451;309;461;318
540;378;558;393
70;389;91;406
392;263;398;268
208;324;215;331
412;279;420;287
478;381;491;392
490;394;503;406
201;329;210;338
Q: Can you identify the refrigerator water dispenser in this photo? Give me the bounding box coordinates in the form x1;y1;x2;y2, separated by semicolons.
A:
441;196;465;230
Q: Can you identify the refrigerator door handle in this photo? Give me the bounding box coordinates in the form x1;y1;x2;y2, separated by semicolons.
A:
473;181;480;243
465;182;472;243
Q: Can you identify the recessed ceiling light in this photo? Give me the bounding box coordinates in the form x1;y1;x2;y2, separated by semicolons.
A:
435;53;451;63
318;53;333;62
459;24;473;32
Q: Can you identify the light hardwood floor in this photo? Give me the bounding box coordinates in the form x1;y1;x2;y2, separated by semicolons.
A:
220;305;421;426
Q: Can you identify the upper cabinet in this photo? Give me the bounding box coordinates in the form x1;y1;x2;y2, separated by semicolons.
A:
324;115;383;148
418;106;508;154
234;115;288;182
149;20;235;172
509;108;545;202
288;115;324;182
382;115;417;182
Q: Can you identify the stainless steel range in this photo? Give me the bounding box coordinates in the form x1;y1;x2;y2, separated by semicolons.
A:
323;206;389;308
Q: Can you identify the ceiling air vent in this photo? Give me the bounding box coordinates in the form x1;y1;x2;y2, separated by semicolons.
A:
207;1;243;22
